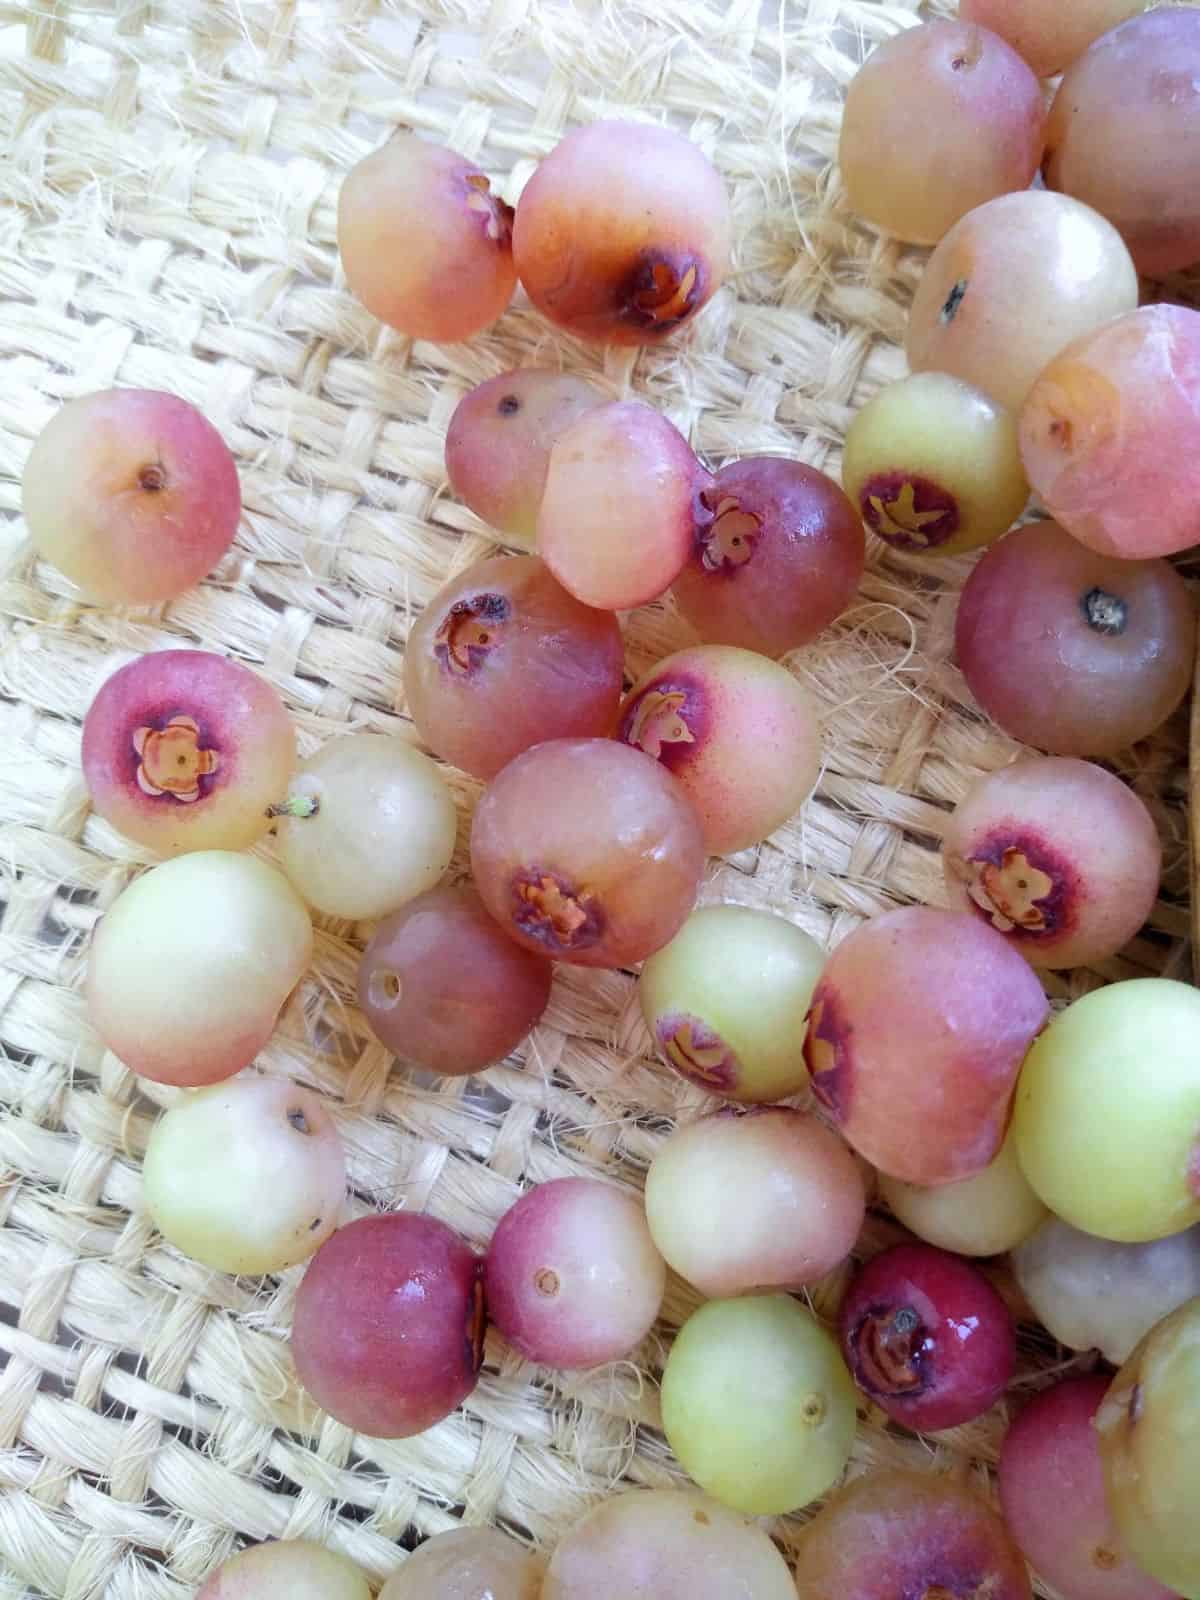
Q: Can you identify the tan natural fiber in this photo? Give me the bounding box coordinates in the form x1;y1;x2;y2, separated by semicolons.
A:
0;2;1193;1597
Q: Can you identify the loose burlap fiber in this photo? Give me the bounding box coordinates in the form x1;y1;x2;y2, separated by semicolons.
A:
0;2;1192;1597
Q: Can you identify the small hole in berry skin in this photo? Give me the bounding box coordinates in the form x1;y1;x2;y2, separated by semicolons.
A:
138;464;167;492
534;1267;560;1297
951;55;966;69
367;968;403;1010
498;394;520;416
286;1106;312;1135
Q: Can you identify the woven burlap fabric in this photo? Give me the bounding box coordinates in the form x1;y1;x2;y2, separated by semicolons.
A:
0;2;1192;1596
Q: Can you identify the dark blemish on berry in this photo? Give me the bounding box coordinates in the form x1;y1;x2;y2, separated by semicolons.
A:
848;1302;932;1402
1082;586;1127;636
804;988;853;1122
940;278;968;324
138;463;167;492
498;394;521;416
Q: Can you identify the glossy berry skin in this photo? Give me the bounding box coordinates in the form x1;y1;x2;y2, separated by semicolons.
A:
838;20;1046;246
1097;1298;1200;1597
541;1490;797;1600
1020;306;1200;560
470;738;705;969
23;388;241;606
1013;978;1200;1243
404;555;624;780
81;649;295;857
803;906;1048;1185
881;1126;1046;1259
380;1528;544;1600
842;372;1028;557
1014;1216;1200;1366
618;645;821;856
793;1470;1032;1600
444;370;602;548
671;457;864;657
1000;1376;1176;1600
907;192;1138;415
274;734;457;921
143;1077;345;1275
661;1294;857;1516
1044;10;1200;277
359;886;552;1076
839;1244;1016;1432
338;136;515;342
942;757;1162;970
291;1213;484;1439
644;1108;865;1298
639;904;826;1103
537;401;704;611
484;1178;665;1370
87;852;312;1088
955;521;1195;758
197;1539;371;1600
512;120;731;347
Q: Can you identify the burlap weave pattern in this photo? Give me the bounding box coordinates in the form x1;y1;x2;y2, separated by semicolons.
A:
0;2;1192;1596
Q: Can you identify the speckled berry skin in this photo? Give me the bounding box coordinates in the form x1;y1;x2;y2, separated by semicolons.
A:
1020;306;1200;560
802;906;1048;1184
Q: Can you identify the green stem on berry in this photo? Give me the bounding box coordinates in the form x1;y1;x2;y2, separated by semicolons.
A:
267;794;320;819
